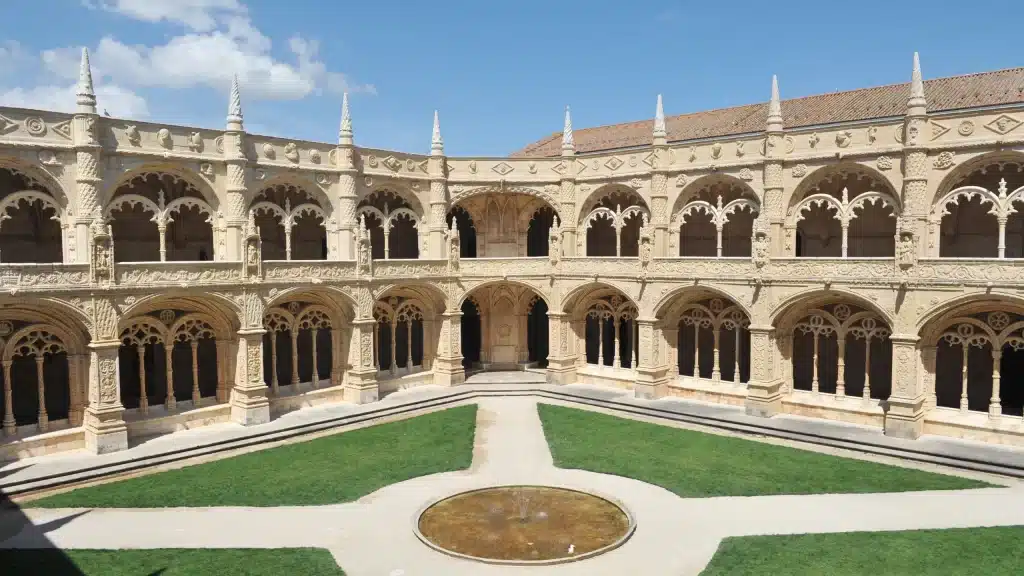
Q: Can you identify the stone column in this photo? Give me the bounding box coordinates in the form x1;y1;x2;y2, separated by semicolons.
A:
224;78;248;262
884;336;926;439
744;326;783;417
634;318;670;399
231;328;270;426
83;341;128;454
73;49;101;265
665;327;680;378
651;95;670;257
546;311;577;384
433;310;465;386
336;155;358;260
344;318;379;403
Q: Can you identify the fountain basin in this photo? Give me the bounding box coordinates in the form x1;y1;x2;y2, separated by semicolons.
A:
414;485;636;565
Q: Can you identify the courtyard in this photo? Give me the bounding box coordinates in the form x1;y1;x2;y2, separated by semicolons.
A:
1;382;1021;575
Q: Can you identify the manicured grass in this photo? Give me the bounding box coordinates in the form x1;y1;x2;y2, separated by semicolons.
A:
700;526;1024;575
536;403;990;496
29;405;477;508
0;548;345;575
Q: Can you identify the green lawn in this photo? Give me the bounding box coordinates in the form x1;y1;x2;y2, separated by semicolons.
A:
536;403;990;496
701;526;1024;575
29;405;477;508
0;548;344;576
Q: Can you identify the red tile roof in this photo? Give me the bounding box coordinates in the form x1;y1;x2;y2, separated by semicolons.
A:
511;67;1024;157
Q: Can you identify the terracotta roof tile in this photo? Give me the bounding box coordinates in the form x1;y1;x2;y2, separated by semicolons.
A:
511;67;1024;157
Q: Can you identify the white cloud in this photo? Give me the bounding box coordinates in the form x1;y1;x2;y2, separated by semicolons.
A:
84;0;245;32
3;1;372;120
0;83;149;118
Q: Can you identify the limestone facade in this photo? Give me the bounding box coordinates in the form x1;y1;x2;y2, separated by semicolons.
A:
0;51;1023;458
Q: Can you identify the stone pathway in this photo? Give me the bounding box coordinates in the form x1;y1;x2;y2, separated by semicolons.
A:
1;396;1023;575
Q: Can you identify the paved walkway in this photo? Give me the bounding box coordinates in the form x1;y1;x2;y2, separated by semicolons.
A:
1;397;1023;575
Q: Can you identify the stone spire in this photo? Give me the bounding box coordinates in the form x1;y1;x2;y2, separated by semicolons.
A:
339;92;353;145
653;94;666;144
226;75;243;131
76;47;96;114
767;75;783;133
907;52;927;115
431;110;444;155
561;106;575;155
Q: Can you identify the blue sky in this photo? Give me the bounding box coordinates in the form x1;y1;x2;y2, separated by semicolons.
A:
0;1;1021;156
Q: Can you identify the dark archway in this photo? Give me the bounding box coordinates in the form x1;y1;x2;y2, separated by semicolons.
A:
446;206;477;258
527;296;549;367
527;206;555;257
461;298;481;369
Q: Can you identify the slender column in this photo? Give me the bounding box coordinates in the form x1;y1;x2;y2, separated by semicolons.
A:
836;337;846;396
405;321;413;369
2;360;14;435
164;344;175;410
667;328;680;378
693;322;700;377
191;340;200;404
373;322;380;370
270;333;279;395
68;354;83;426
35;357;48;432
158;223;167;262
733;327;741;383
384;229;390;259
998;217;1007;259
311;328;320;387
811;332;820;394
290;330;300;387
960;342;969;412
597;317;604;366
923;344;938;409
615;228;622;257
285;227;293;260
840;223;848;258
716;225;723;258
137;346;148;414
863;337;872;400
613;317;621;368
633;320;639;369
711;327;721;382
215;340;229;403
330;328;340;385
990;347;1002;417
390;321;397;375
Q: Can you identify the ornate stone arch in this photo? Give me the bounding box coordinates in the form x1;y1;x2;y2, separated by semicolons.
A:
576;182;650;225
256;172;331;213
0;156;71;212
458;279;553;311
362;183;425;219
117;292;242;336
786;161;900;213
452;184;561;222
770;288;895;332
106;163;219;210
652;284;753;325
931;150;1024;207
560;281;639;318
264;287;357;323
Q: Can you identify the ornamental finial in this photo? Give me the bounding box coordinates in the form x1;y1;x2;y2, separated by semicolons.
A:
227;74;243;130
653;94;666;140
562;105;575;153
431;110;444;155
767;75;783;131
339;92;353;145
76;47;96;114
908;52;927;112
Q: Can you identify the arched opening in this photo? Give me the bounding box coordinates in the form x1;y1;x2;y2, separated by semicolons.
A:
581;187;648;257
0;167;63;263
108;172;215;262
358;190;420;260
1;322;75;436
445;206;477;258
782;302;892;400
461;297;481;369
526;296;549;367
252;183;327;261
668;297;751;383
462;283;548;370
928;308;1024;417
527;206;556;257
372;297;426;376
672;176;759;257
934;158;1024;259
788;166;897;258
118;311;224;413
581;293;638;369
262;301;342;395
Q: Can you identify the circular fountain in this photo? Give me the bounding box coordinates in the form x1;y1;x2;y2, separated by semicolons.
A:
414;485;635;565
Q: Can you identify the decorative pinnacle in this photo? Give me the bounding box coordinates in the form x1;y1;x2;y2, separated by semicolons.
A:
767;75;783;129
908;52;926;110
562;106;574;152
76;47;96;113
431;110;444;155
226;75;243;129
653;94;666;139
339;92;353;145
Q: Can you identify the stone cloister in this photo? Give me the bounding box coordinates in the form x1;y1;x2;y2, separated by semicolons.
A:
0;50;1023;459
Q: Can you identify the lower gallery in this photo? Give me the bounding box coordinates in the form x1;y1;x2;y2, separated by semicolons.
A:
0;51;1023;459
